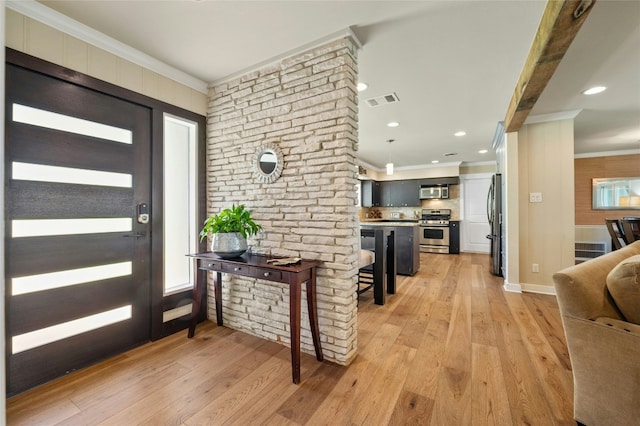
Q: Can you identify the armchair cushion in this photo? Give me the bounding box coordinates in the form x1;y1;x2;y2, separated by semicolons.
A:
606;254;640;324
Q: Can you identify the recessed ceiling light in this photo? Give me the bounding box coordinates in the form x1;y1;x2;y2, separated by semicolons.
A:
479;149;488;154
357;82;368;92
387;121;399;128
582;86;607;95
432;160;439;164
454;131;466;137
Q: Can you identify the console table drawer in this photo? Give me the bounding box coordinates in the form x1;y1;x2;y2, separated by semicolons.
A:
222;263;251;275
199;260;222;271
254;267;282;281
198;261;283;282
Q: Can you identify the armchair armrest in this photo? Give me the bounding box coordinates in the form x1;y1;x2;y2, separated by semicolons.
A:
561;314;640;426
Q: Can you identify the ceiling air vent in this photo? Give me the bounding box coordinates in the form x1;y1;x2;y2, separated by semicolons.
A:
365;92;400;107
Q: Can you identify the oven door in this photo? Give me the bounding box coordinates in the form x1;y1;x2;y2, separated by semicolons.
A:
420;226;450;253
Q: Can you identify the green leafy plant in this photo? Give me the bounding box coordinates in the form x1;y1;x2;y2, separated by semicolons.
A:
199;204;262;241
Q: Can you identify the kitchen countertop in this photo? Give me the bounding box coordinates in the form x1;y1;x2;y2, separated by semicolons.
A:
360;221;419;227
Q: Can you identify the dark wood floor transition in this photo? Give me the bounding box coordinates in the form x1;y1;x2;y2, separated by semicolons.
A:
7;252;574;425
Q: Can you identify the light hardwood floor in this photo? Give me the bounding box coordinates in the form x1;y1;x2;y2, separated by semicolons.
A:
7;252;575;425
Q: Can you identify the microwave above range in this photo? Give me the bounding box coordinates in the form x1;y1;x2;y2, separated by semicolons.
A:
420;185;449;200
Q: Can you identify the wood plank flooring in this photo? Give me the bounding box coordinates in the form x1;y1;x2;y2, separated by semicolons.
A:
6;252;575;425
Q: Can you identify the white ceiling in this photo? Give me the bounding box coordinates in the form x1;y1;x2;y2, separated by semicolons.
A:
37;0;640;170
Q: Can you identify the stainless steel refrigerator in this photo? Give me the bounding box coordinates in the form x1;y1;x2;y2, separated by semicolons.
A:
486;173;502;276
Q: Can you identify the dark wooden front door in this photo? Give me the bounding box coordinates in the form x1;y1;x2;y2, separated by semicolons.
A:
5;63;152;395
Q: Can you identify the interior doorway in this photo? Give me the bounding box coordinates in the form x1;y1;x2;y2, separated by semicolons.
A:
461;173;492;253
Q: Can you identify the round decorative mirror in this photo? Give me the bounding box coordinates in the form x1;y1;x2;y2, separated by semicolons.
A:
252;143;284;183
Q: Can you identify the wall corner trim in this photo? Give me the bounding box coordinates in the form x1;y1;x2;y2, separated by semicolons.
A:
503;281;522;293
6;0;208;94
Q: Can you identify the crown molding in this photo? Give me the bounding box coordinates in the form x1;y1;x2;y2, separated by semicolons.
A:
397;161;462;171
524;109;582;125
356;160;462;174
574;149;640;159
461;160;496;167
6;0;209;94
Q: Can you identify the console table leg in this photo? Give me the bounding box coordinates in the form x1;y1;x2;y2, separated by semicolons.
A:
214;271;223;326
306;270;323;361
290;281;301;384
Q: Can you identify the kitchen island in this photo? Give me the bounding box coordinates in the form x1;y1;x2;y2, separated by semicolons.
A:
360;221;420;276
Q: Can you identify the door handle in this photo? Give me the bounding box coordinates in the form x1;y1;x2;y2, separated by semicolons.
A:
123;233;145;238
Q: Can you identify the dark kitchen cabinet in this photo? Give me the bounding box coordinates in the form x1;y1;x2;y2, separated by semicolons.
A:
361;180;381;207
449;221;460;254
379;180;396;207
398;180;421;206
379;180;421;207
395;226;420;275
361;225;420;276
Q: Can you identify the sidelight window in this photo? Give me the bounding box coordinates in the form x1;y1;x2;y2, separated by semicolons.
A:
162;114;198;297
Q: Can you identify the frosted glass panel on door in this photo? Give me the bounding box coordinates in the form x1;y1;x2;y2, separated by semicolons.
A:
12;261;133;296
13;162;132;188
12;104;132;144
12;305;132;354
163;115;198;294
12;218;132;237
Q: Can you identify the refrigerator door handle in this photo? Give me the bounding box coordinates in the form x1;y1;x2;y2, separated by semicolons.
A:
487;181;493;224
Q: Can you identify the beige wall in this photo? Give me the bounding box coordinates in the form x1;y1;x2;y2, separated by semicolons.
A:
5;9;207;115
206;38;359;365
460;163;496;175
517;119;575;291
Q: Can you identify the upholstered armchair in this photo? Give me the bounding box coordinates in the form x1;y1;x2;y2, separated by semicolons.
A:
553;241;640;426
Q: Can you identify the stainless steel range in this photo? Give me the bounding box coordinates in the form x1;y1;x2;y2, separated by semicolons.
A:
419;208;451;254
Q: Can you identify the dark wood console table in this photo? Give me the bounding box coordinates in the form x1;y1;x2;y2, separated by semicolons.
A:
187;252;324;384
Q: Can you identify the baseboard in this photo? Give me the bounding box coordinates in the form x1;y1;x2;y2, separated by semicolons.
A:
503;281;522;293
520;283;556;295
503;281;556;295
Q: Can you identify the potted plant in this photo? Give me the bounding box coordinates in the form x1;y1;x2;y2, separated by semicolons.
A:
199;204;262;258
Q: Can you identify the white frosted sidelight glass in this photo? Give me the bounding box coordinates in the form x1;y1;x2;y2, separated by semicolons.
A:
162;303;193;323
12;218;132;238
12;103;132;144
12;261;132;296
163;115;198;294
12;162;132;188
11;305;132;354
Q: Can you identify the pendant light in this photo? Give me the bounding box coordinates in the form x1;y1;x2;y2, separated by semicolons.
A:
385;139;394;175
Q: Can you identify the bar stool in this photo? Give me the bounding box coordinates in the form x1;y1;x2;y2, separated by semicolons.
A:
357;249;375;303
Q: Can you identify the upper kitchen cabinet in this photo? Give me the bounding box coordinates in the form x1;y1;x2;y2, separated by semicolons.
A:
380;180;421;207
361;180;381;207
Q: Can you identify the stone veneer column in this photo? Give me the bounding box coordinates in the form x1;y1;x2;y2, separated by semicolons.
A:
206;37;360;365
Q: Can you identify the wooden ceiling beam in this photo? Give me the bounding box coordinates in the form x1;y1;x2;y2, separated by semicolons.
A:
504;0;596;133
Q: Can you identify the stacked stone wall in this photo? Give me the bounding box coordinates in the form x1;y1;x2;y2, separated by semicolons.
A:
206;38;360;364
